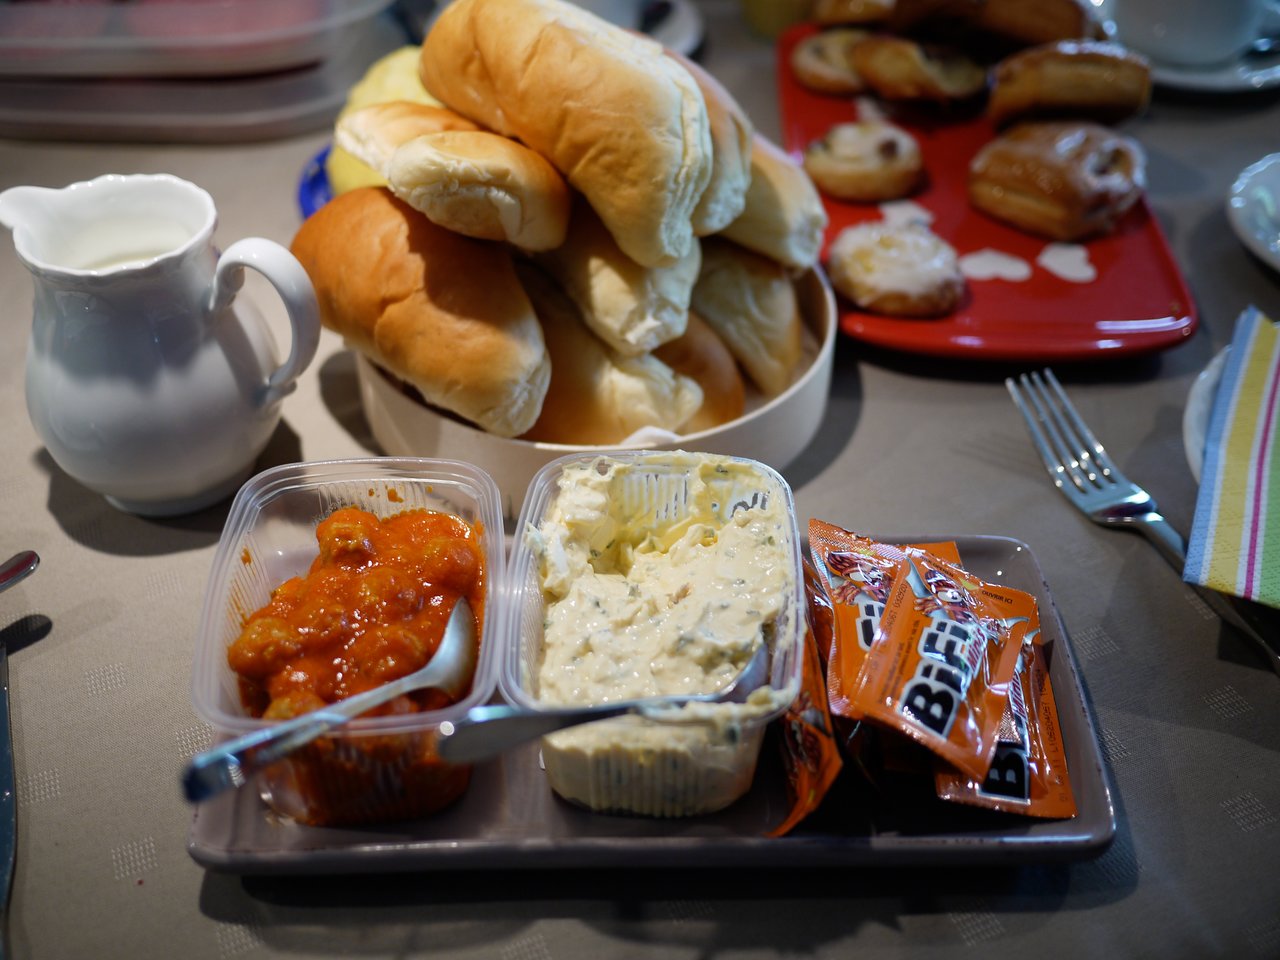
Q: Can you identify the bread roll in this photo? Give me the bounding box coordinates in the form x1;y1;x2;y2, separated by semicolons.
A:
667;51;754;236
691;238;804;397
516;265;703;445
720;135;828;272
386;131;571;251
534;196;700;356
653;310;746;434
334;101;482;179
290;188;549;438
420;0;713;268
325;47;447;196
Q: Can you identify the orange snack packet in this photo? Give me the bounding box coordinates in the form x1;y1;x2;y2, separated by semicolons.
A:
807;520;910;718
808;520;963;719
935;615;1077;819
769;558;844;836
850;550;1034;782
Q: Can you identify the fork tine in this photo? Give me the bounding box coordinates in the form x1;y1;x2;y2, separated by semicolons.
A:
1042;369;1121;480
1016;371;1098;494
1005;374;1079;492
1025;370;1101;490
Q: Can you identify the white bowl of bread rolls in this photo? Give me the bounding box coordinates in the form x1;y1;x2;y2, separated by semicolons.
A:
291;0;836;522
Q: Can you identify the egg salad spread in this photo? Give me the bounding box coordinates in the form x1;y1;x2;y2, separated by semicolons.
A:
524;452;799;816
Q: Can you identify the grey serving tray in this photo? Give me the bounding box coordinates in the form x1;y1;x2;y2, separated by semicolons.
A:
188;535;1116;873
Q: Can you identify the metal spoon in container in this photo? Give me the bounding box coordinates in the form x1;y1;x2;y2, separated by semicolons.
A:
434;641;771;765
182;596;477;804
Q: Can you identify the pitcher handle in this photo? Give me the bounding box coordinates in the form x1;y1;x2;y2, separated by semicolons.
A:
209;238;321;408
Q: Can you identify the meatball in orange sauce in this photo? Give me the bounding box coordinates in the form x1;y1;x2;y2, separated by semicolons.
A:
228;506;486;721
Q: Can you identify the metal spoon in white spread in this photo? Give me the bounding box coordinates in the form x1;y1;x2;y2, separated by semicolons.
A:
434;641;770;764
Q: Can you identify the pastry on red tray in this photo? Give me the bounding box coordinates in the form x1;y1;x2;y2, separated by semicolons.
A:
826;221;965;317
968;120;1146;241
803;119;924;203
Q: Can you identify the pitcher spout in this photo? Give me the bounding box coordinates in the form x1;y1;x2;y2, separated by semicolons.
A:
0;184;60;235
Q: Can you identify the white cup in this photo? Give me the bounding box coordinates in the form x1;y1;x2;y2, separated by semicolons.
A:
1112;0;1280;68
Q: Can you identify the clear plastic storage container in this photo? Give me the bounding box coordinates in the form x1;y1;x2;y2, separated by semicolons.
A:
503;450;806;817
191;457;505;826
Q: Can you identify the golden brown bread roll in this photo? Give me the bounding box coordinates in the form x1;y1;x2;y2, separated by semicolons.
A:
386;131;571;251
534;196;700;357
420;0;712;269
851;35;988;102
967;121;1147;241
720;135;828;272
335;101;482;179
290;188;549;438
653;310;747;434
516;265;703;445
691;238;804;397
987;41;1152;128
668;51;754;236
325;48;446;196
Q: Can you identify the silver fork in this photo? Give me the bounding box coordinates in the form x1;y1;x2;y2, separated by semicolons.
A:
1007;369;1280;677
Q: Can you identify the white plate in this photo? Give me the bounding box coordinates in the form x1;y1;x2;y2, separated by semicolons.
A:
1149;51;1280;93
1183;347;1230;483
1227;152;1280;272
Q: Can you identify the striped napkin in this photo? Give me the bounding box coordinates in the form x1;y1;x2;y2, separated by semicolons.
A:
1185;306;1280;608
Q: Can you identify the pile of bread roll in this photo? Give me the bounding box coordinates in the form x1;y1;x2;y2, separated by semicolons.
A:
291;0;829;443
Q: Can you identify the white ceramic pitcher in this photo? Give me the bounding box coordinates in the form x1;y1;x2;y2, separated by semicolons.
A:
0;173;321;516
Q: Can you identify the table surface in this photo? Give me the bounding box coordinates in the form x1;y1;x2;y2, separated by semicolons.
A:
2;3;1279;958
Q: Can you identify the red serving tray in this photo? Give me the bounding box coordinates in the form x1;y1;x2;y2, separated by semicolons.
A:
776;23;1197;361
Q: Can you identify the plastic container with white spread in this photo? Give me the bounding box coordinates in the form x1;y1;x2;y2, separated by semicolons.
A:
502;450;806;817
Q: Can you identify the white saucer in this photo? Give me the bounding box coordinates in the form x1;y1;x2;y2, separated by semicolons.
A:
1227;153;1280;272
1183;347;1229;483
1148;49;1280;93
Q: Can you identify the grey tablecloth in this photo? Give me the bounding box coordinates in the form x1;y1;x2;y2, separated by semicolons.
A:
1;3;1278;958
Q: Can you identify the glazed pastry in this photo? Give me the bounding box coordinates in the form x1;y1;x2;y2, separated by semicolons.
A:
790;28;870;95
803;119;924;203
827;221;965;317
968;121;1147;241
889;0;1103;54
988;41;1152;127
851;35;988;103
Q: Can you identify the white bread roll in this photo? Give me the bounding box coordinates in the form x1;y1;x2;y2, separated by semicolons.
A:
653;309;746;434
691;237;804;397
667;51;754;236
420;0;713;268
334;101;482;179
290;188;549;438
534;197;700;357
721;134;829;271
325;49;448;196
386;131;571;251
516;265;703;445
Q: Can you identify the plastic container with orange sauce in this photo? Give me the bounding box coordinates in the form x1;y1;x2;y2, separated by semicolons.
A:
190;457;506;826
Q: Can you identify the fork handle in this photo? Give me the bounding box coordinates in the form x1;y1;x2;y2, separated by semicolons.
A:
1130;512;1188;566
1133;515;1280;677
